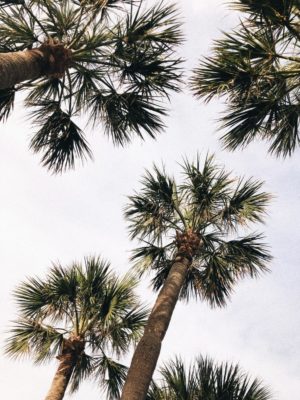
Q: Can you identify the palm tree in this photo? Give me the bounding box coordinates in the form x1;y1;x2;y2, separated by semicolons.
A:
191;0;300;157
5;256;148;400
121;154;272;400
147;356;272;400
0;0;182;172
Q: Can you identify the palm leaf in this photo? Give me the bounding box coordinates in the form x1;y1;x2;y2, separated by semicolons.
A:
90;87;166;145
219;178;271;230
5;318;63;363
94;353;128;400
0;87;15;121
150;355;273;400
30;101;92;173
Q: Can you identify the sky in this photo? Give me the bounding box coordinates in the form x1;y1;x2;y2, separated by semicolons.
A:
0;1;300;399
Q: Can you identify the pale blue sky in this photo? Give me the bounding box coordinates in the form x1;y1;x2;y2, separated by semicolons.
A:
0;1;299;399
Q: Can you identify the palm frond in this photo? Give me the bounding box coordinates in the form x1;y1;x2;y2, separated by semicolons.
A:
0;87;15;121
194;234;271;307
29;101;92;173
150;355;273;400
25;78;62;103
130;243;170;277
5;318;63;364
231;0;295;28
94;353;128;400
89;87;166;145
68;353;95;393
182;155;232;225
41;1;79;40
219;234;272;277
115;46;182;96
121;1;183;48
220;178;271;230
14;276;48;319
0;6;37;51
98;305;148;356
125;166;180;240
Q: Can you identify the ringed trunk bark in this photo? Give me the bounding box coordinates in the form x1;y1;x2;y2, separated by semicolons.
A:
121;255;191;400
44;352;77;400
0;43;71;90
0;50;45;90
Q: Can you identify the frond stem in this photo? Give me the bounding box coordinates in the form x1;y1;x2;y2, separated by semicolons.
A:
22;3;49;38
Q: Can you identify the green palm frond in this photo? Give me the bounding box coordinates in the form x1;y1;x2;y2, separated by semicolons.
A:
93;353;128;400
86;272;148;355
0;6;37;51
121;1;182;47
182;155;232;224
41;2;79;40
25;78;62;103
191;0;300;156
192;234;270;307
29;101;92;173
89;87;166;146
125;165;179;241
131;243;171;277
5;318;63;363
13;276;49;319
68;353;95;393
96;305;148;356
149;355;273;400
0;87;15;121
220;179;271;230
231;0;295;29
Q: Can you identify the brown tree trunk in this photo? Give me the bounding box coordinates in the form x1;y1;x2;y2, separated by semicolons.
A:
0;49;45;89
44;352;77;400
121;255;191;400
45;337;84;400
0;43;71;89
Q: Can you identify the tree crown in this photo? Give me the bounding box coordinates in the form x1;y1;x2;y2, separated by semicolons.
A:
125;155;272;306
191;0;300;156
0;0;183;172
5;255;148;398
147;355;273;400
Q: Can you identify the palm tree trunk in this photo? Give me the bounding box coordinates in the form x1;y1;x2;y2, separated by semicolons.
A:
121;255;191;400
44;352;77;400
0;49;45;89
0;43;71;89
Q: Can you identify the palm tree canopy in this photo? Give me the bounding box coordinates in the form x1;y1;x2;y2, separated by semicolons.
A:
191;0;300;157
125;154;272;307
0;0;183;172
5;256;148;398
147;356;272;400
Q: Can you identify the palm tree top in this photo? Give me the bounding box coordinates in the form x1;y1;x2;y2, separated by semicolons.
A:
125;154;272;306
0;0;183;172
5;255;148;397
147;355;273;400
191;0;300;156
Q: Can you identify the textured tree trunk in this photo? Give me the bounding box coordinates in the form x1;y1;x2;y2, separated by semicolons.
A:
121;255;191;400
44;352;77;400
0;43;71;90
0;49;45;89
